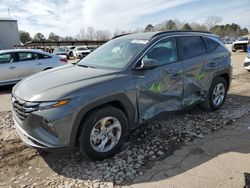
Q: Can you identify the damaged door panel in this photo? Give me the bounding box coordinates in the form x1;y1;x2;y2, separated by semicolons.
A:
179;36;217;107
133;37;183;121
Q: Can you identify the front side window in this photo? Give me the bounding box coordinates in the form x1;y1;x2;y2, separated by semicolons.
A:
78;38;148;70
180;36;206;59
143;37;177;65
0;53;13;64
18;52;34;61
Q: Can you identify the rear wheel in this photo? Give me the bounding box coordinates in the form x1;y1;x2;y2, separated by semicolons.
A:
202;77;227;111
78;106;128;160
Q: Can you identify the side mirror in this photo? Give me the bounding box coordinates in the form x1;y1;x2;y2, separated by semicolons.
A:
135;59;159;70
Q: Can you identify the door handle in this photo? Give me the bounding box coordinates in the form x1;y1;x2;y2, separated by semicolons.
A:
37;62;43;65
9;66;16;69
208;62;217;67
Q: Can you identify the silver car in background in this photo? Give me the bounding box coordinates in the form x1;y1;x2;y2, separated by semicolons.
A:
0;49;67;86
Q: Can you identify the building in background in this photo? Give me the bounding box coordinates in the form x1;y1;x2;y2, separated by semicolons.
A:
0;19;20;49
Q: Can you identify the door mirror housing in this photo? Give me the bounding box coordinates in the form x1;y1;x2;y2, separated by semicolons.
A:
135;59;159;70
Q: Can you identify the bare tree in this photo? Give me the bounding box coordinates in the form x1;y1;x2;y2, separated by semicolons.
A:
95;30;112;40
79;28;85;40
113;29;127;37
205;16;222;30
190;22;208;31
173;18;184;30
86;26;95;40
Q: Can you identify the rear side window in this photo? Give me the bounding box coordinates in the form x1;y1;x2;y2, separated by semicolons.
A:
179;36;206;59
203;37;220;52
35;53;51;59
0;53;13;64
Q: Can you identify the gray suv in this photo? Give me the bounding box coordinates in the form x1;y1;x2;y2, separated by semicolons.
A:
12;31;232;160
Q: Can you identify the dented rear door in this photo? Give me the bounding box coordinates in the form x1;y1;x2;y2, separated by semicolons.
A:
132;37;183;122
179;36;217;107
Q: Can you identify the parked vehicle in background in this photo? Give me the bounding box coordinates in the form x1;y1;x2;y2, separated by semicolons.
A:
66;46;76;58
53;47;70;59
243;45;250;72
232;36;249;52
87;46;98;52
12;31;231;160
73;46;91;58
0;49;67;86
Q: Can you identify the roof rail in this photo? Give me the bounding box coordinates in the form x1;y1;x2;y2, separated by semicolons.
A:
152;30;212;38
111;33;132;39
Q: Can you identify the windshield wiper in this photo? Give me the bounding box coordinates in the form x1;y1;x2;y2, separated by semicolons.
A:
77;64;96;69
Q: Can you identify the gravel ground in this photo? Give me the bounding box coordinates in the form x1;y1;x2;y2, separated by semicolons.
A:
0;52;249;188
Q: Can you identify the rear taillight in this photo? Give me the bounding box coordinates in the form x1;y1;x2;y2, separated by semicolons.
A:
60;58;67;63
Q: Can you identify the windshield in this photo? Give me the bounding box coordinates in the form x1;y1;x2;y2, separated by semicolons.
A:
54;48;66;52
77;47;88;50
238;37;248;41
78;38;148;70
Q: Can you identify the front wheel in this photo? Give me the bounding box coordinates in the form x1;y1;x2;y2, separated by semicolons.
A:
202;77;227;111
78;106;128;160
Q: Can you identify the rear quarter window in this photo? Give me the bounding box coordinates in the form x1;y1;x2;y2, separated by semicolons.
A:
203;37;220;53
179;36;206;59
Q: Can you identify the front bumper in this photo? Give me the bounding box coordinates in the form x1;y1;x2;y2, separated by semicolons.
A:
244;57;250;70
12;101;76;150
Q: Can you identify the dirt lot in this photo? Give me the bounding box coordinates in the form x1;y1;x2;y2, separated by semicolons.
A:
0;51;249;188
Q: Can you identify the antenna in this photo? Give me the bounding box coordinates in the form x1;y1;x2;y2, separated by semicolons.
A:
8;8;11;19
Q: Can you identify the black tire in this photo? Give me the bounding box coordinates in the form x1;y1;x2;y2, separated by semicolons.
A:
247;70;250;72
232;48;236;52
69;51;73;57
202;77;228;111
78;106;128;160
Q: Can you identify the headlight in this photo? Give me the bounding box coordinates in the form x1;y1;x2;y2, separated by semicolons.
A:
38;99;70;110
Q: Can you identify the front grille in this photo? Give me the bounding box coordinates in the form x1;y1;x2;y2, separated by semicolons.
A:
81;52;89;56
12;96;39;121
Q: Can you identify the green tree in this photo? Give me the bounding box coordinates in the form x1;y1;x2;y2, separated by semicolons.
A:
241;28;249;36
144;24;155;32
182;23;192;31
48;32;59;41
34;33;45;41
210;23;248;37
165;20;177;30
19;30;32;44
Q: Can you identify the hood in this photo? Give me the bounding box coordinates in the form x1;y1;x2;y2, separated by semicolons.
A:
13;64;119;101
77;50;91;53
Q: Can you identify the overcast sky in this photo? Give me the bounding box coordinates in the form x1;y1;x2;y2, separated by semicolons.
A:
0;0;249;37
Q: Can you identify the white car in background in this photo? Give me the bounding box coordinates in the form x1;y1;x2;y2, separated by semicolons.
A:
0;49;67;86
73;46;91;58
244;55;250;72
232;36;249;52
